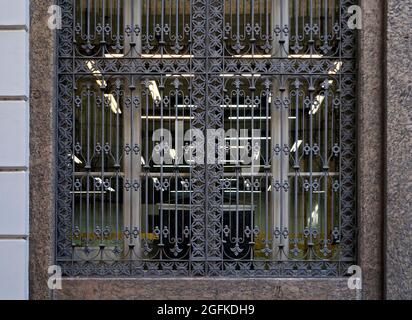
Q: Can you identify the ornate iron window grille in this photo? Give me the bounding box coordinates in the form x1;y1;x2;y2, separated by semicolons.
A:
56;0;357;277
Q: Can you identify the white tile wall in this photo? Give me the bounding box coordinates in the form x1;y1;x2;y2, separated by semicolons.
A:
0;0;29;301
0;0;28;26
0;240;28;300
0;172;29;236
0;30;29;97
0;101;29;167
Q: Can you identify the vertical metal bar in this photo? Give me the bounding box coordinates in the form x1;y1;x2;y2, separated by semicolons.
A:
293;79;300;255
174;83;179;255
87;0;91;47
160;0;165;49
235;80;240;249
188;0;194;273
323;81;329;254
100;76;105;249
175;0;179;53
123;0;142;254
271;0;289;260
236;0;240;51
308;76;314;258
309;0;313;54
115;79;120;248
331;78;335;231
250;76;257;260
338;0;343;259
251;0;255;55
144;81;149;253
100;0;105;55
86;85;91;248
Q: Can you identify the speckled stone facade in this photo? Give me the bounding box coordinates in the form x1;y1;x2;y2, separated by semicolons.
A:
54;278;357;300
384;0;412;300
28;0;410;300
29;0;56;300
357;0;385;300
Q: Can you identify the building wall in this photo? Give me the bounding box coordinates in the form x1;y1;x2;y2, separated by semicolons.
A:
28;0;384;300
384;0;412;300
29;0;56;300
0;0;30;300
0;0;408;300
357;0;385;300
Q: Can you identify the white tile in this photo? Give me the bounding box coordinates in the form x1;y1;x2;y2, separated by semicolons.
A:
0;239;28;300
0;0;28;26
0;30;29;97
0;101;29;167
0;172;28;236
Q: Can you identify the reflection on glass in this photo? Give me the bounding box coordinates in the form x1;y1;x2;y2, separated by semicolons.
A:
70;0;344;264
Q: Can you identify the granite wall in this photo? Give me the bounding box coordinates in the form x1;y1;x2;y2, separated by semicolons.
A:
28;0;411;300
54;278;357;300
384;0;412;300
29;0;55;300
357;0;385;300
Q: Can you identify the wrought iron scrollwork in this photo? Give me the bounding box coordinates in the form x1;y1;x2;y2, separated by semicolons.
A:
57;0;357;277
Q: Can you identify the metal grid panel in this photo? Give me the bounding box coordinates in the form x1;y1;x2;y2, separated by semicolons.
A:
56;0;357;277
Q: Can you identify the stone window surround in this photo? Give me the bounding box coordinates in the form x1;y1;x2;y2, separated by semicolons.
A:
28;0;393;300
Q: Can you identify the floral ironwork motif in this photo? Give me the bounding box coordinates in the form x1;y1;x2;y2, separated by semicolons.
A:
57;0;357;277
